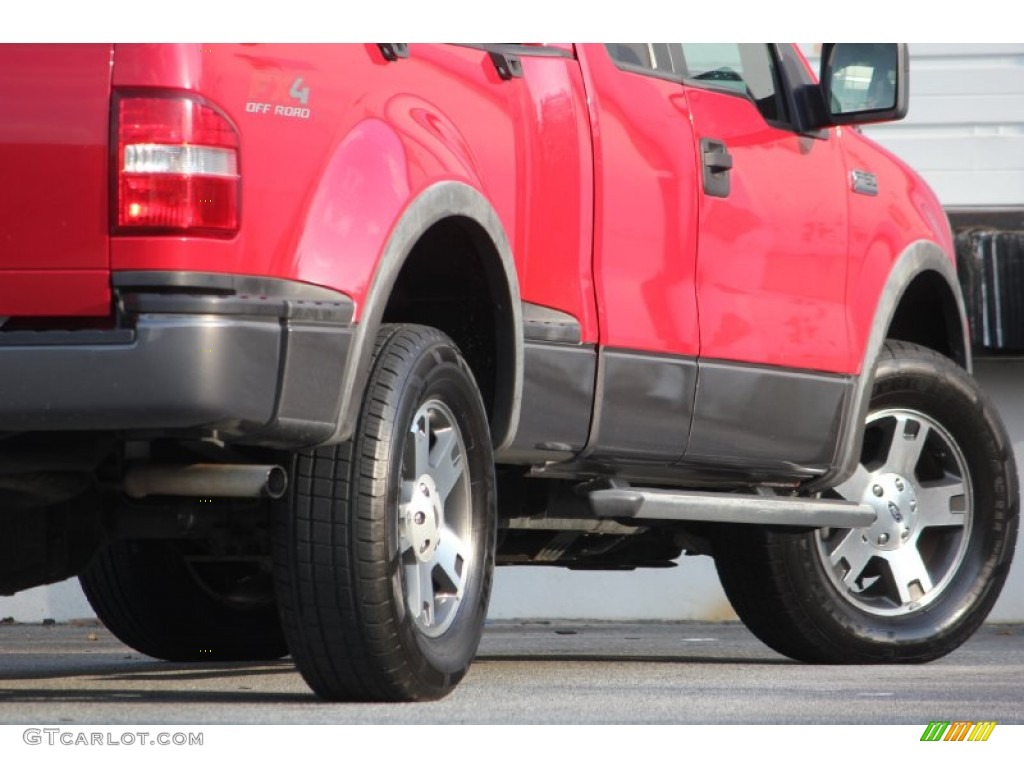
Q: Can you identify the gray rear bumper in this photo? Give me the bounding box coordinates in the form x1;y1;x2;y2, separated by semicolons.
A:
0;276;355;448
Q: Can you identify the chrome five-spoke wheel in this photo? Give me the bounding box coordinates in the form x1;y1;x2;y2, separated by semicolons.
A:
713;341;1018;664
821;408;972;615
399;400;473;637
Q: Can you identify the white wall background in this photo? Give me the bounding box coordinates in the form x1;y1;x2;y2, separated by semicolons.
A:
861;43;1024;209
3;44;1023;624
801;43;1024;209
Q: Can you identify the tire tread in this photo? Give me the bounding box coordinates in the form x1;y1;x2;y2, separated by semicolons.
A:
275;323;494;701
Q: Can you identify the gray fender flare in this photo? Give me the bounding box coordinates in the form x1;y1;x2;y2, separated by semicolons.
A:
804;240;970;493
325;180;523;451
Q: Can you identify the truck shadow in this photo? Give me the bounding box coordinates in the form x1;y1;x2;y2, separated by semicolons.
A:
475;653;793;665
0;651;794;707
0;657;315;703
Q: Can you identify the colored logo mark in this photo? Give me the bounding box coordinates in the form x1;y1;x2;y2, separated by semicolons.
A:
920;721;997;742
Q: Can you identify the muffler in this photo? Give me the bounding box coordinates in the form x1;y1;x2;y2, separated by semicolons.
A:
122;464;288;500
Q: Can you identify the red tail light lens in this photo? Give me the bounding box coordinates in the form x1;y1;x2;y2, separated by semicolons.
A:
116;95;240;233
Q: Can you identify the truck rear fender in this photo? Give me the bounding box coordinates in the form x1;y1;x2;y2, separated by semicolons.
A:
325;181;523;451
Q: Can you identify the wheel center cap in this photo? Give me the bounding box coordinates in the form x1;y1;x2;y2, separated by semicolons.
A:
407;474;443;563
862;472;918;551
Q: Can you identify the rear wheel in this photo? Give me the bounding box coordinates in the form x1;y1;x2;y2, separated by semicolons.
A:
714;341;1019;662
80;539;287;662
273;324;496;701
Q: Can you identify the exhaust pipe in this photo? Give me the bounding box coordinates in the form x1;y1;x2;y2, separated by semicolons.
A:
123;464;288;500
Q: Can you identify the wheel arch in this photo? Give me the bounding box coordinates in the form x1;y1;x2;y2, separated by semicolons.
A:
326;181;523;451
804;240;970;493
886;269;969;372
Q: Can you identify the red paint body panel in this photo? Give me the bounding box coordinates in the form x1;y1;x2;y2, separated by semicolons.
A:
0;44;113;315
841;127;956;375
109;44;597;338
0;272;110;317
1;42;953;384
576;45;701;356
685;88;851;374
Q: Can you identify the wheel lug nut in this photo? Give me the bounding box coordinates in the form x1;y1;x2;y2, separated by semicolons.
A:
420;483;429;497
895;479;904;491
901;530;910;541
877;533;889;545
872;484;884;497
910;501;917;511
420;540;431;553
414;511;426;525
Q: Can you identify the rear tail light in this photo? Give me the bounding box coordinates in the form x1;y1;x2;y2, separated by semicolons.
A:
115;94;240;234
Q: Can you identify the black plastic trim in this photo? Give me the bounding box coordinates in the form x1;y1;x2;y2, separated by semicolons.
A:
460;44;575;60
603;45;681;84
530;454;815;488
377;43;409;61
114;271;355;324
498;342;596;463
774;43;830;139
0;313;353;447
0;329;135;347
112;270;352;302
685;359;852;473
488;50;523;80
121;293;353;324
0;316;278;432
521;302;582;344
326;181;523;452
250;320;352;446
700;137;732;198
802;241;968;494
610;62;682;84
583;348;697;463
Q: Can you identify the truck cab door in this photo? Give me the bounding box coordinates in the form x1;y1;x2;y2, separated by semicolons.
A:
574;44;702;463
679;44;854;475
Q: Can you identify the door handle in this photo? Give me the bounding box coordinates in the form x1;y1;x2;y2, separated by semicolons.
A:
701;138;733;198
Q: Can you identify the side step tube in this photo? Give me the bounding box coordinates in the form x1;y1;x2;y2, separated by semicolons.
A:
123;464;288;500
590;487;876;528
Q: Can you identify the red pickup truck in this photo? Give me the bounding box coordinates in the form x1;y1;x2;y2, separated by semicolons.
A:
0;43;1018;702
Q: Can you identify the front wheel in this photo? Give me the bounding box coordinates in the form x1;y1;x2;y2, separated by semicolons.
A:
714;341;1019;663
273;324;496;701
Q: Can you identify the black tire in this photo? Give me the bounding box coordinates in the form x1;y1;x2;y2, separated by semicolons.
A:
273;324;496;701
714;340;1019;663
80;540;288;662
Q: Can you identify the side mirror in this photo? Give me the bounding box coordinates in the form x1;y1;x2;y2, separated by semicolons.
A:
819;43;909;126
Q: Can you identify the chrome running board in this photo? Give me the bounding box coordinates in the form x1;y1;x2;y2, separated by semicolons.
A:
589;487;876;528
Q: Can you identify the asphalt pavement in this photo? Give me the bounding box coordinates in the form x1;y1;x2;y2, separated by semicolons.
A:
0;620;1022;724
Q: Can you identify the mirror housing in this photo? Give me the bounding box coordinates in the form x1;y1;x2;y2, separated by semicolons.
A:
818;43;909;127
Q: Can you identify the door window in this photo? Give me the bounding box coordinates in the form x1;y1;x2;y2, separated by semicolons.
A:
678;44;786;123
